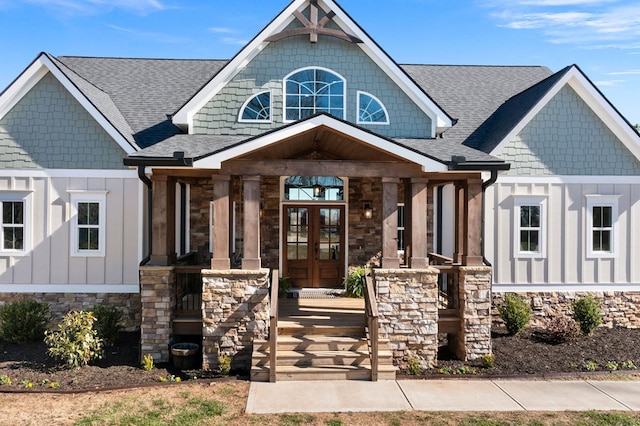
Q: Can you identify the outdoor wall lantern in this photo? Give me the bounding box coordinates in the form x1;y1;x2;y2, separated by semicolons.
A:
363;201;373;219
313;184;325;199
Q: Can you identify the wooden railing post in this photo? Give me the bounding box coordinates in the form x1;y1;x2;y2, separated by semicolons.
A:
269;269;279;383
365;275;379;382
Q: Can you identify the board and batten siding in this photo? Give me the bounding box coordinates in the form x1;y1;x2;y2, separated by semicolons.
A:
0;170;140;292
485;177;640;290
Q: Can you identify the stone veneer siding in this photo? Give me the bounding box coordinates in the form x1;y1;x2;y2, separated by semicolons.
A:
459;267;493;361
201;269;270;371
0;292;140;331
140;266;175;362
493;291;640;329
373;268;439;369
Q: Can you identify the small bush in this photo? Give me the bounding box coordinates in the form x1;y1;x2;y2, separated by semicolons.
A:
0;300;49;343
572;295;602;335
278;276;291;298
498;294;532;335
407;357;421;375
344;266;367;298
546;315;580;343
91;304;123;346
218;354;231;375
481;354;496;368
141;354;155;371
45;311;103;369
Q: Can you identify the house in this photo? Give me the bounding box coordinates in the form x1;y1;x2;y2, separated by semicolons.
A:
1;0;639;380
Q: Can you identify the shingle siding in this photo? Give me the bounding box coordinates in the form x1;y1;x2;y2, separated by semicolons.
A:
193;35;432;138
502;85;640;176
0;73;127;169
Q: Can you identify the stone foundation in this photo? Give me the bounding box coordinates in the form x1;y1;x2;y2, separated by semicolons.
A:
140;266;175;362
0;292;140;331
373;268;439;369
493;291;640;329
201;269;270;372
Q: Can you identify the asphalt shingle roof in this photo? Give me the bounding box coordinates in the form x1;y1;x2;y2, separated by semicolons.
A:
49;56;561;164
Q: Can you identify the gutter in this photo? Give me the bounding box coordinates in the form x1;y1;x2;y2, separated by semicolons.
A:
125;151;192;266
448;156;509;267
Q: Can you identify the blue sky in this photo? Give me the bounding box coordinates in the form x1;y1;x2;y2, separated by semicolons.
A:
1;0;639;125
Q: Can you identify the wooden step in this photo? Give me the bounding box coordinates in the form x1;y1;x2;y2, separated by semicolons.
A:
252;349;394;367
251;364;397;382
278;325;366;337
254;336;372;352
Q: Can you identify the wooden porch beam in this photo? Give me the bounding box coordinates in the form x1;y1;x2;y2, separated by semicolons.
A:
242;176;261;270
210;175;231;270
381;178;400;269
222;160;424;178
463;178;484;266
149;174;176;266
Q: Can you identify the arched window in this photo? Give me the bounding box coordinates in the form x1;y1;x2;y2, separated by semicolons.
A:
284;68;345;121
239;91;271;122
357;91;389;124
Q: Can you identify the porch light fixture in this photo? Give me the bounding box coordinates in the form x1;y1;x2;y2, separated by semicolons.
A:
260;202;264;219
313;184;324;199
363;201;373;219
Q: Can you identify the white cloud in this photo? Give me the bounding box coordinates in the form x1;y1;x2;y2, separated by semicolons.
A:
221;37;249;46
607;69;640;75
594;79;625;86
108;24;189;44
24;0;165;15
490;1;640;50
209;27;235;34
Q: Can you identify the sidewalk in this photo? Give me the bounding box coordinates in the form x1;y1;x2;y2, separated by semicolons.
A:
246;379;640;414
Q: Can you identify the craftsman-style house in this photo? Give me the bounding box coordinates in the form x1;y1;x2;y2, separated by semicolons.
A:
1;0;639;381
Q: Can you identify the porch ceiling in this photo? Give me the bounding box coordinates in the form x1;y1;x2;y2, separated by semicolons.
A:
233;125;407;163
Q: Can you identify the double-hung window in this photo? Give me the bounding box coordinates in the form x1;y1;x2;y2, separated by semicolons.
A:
1;192;31;255
586;195;619;258
69;192;107;257
513;196;546;258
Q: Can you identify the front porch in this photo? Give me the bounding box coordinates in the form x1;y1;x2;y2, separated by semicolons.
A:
135;120;496;378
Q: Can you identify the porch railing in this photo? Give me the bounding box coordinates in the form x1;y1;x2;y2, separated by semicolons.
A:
364;274;379;382
428;253;463;335
269;269;279;383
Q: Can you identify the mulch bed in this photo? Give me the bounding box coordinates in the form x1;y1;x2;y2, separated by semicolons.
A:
1;327;639;391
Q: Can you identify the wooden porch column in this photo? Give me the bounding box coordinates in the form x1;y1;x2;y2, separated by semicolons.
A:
463;178;484;266
453;181;465;264
242;176;261;270
410;178;429;268
149;174;176;266
381;177;400;269
210;175;231;270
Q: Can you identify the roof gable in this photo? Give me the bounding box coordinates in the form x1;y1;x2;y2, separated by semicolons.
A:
172;0;453;134
0;53;137;154
490;65;640;162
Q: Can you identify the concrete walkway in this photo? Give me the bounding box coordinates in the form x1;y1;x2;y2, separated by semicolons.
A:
246;379;640;414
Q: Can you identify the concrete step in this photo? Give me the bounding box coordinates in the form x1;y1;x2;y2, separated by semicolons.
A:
251;364;397;382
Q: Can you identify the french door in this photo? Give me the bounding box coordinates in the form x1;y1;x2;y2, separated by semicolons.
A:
283;205;345;288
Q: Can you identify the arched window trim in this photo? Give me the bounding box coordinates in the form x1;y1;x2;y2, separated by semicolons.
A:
356;91;390;125
283;66;347;123
238;90;272;123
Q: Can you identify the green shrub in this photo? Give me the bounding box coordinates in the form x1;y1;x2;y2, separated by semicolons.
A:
498;294;532;335
45;311;103;369
218;354;231;375
572;295;602;335
91;304;123;346
481;353;496;368
278;276;291;298
0;300;50;343
344;266;367;298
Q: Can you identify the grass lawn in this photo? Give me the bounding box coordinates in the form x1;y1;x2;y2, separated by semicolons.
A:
1;381;640;426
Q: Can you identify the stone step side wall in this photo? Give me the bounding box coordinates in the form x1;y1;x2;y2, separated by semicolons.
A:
373;268;439;370
202;269;270;372
140;266;175;363
0;292;140;331
493;291;640;329
459;266;493;361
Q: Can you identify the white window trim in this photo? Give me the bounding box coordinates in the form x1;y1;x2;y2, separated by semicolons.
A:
356;91;390;125
69;191;108;257
513;195;547;259
238;90;272;123
283;66;347;123
0;191;32;256
585;194;620;259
